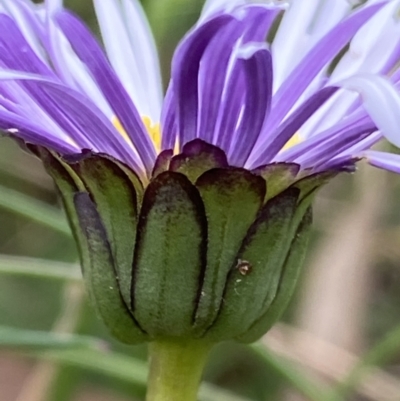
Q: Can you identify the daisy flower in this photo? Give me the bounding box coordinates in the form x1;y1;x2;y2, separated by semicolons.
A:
0;0;400;345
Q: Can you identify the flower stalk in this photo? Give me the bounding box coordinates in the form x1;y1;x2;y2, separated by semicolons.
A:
146;340;212;401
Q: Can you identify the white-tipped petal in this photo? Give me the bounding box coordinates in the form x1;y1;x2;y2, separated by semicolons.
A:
45;0;62;12
200;0;246;21
340;74;400;148
307;0;351;45
121;0;163;121
272;0;350;89
44;2;112;117
93;0;152;118
300;2;400;139
48;25;113;117
200;0;288;22
331;1;400;82
298;90;359;139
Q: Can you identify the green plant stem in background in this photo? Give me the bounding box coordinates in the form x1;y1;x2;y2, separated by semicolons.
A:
13;283;86;401
0;184;70;236
249;343;333;401
146;340;212;401
0;255;80;282
330;323;400;401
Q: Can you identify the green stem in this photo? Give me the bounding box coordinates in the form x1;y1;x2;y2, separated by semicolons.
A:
146;340;213;401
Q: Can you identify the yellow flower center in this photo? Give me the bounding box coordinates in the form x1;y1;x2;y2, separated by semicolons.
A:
281;132;302;151
113;115;300;159
142;116;162;152
112;116;161;152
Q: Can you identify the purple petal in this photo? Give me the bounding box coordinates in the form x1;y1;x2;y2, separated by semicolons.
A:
275;111;370;163
0;108;79;154
197;6;277;146
296;123;376;169
242;5;281;42
0;70;144;171
214;62;245;152
45;0;112;114
316;132;382;172
44;16;113;117
2;0;46;59
0;14;54;77
229;44;273;166
0;80;56;121
55;10;155;174
160;82;177;150
340;74;400;148
264;2;387;134
37;84;144;171
334;131;382;158
44;2;85;86
197;18;244;144
363;150;400;174
249;86;338;168
315;155;358;173
0;73;78;140
271;0;349;89
93;0;162;120
171;13;234;148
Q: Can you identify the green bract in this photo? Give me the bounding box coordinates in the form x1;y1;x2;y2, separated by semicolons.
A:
37;140;332;345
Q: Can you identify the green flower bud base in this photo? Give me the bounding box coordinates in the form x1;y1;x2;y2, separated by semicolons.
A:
34;140;336;345
146;340;212;401
31;139;341;401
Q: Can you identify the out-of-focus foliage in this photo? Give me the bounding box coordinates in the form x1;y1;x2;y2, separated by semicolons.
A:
1;1;400;401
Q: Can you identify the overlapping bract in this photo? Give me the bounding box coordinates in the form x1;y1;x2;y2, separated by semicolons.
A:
38;140;320;343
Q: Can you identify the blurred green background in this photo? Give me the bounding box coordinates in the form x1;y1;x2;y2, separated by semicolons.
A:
1;1;400;401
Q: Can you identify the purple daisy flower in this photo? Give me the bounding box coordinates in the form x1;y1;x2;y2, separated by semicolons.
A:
3;1;399;396
2;0;400;349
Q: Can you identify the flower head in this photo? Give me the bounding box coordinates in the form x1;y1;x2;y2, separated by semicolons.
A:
1;0;400;178
2;0;400;343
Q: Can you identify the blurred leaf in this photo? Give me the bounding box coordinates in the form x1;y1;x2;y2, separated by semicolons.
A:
0;255;81;282
332;323;400;400
249;343;333;401
351;322;400;367
39;348;252;401
0;184;71;236
0;326;100;350
42;348;147;386
199;383;254;401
